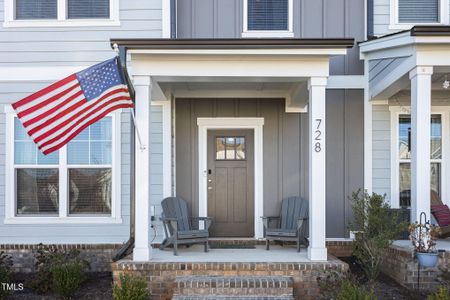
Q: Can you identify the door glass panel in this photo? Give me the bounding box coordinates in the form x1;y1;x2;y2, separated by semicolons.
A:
399;162;411;207
399;116;411;159
431;162;441;197
225;137;236;159
216;137;226;160
236;137;246;159
431;115;442;159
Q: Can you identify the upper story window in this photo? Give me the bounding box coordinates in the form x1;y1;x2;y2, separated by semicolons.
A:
5;108;122;224
4;0;119;27
390;0;449;29
243;0;293;38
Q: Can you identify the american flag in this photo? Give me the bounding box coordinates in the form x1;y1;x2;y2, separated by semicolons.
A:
12;58;134;155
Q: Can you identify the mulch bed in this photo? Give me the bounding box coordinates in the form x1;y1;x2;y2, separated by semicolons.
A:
6;272;113;300
339;256;429;300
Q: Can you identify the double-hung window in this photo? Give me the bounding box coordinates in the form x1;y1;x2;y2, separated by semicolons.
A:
243;0;293;37
6;110;121;224
4;0;119;27
390;0;449;29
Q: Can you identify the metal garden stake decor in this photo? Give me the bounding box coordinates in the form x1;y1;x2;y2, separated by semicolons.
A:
409;212;440;289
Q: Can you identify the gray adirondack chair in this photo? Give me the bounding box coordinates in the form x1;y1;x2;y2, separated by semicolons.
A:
159;197;212;256
262;196;309;252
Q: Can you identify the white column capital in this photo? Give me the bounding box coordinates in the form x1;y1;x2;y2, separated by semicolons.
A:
308;76;328;89
409;66;433;79
133;75;151;87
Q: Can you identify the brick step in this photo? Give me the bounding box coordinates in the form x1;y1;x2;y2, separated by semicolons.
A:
173;296;294;300
173;276;294;297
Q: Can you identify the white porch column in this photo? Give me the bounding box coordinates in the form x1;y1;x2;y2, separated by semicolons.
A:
410;66;433;223
133;75;152;261
307;77;328;261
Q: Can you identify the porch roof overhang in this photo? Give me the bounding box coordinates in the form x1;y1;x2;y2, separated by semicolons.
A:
111;38;354;112
360;26;450;100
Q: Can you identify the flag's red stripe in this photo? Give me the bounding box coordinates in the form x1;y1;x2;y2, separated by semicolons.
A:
41;103;134;155
23;89;84;128
36;95;132;147
27;97;87;136
32;87;129;143
12;74;77;110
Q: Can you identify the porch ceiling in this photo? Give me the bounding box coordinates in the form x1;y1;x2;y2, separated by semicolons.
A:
360;26;450;100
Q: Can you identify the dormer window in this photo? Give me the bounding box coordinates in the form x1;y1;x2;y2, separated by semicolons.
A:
243;0;293;38
390;0;449;29
4;0;119;27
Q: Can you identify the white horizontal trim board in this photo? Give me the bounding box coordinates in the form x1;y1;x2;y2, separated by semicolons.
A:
197;117;264;239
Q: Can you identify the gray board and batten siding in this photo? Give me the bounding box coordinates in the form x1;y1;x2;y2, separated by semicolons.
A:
0;0;165;244
175;96;364;239
176;0;365;76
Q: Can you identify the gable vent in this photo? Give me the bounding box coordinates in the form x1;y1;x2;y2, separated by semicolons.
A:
399;0;439;23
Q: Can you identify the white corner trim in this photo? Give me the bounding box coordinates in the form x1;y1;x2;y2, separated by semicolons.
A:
3;0;120;27
389;106;450;208
242;0;293;37
197;117;265;239
152;100;172;198
364;60;373;194
162;0;171;38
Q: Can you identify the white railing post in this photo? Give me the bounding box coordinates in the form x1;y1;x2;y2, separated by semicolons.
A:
410;66;433;223
307;77;328;261
133;75;152;261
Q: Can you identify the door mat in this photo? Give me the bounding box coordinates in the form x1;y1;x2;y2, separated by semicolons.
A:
209;244;256;249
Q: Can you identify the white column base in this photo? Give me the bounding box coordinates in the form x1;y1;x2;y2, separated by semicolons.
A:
308;247;328;261
133;247;153;261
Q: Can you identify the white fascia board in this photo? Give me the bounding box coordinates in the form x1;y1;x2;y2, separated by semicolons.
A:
128;48;348;56
326;75;365;89
360;32;413;54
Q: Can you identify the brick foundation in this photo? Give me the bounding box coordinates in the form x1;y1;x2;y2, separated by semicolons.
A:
325;241;353;257
112;257;348;300
381;245;450;291
0;244;122;273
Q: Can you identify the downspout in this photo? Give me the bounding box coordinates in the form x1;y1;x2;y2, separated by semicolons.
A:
171;0;177;38
113;46;135;261
367;0;375;39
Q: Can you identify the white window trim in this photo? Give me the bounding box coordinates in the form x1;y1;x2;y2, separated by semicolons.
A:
389;0;449;30
3;0;120;27
242;0;294;38
4;105;122;224
389;106;450;208
197;117;264;239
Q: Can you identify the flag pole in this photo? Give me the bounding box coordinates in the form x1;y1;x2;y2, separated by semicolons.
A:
113;43;146;151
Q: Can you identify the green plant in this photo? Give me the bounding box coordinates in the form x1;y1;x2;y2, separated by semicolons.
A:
0;251;13;300
113;273;149;300
336;279;377;300
427;286;450;300
31;244;89;296
348;190;408;282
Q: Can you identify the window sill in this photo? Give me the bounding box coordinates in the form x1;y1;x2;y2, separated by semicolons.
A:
241;31;294;38
3;19;120;28
4;217;123;224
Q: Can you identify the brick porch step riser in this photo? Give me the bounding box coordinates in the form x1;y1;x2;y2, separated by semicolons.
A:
173;297;294;300
176;287;293;296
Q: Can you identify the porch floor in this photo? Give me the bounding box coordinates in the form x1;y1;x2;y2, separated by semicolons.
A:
148;244;312;262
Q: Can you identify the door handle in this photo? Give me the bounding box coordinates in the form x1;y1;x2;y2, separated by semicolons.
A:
208;179;212;183
207;186;213;190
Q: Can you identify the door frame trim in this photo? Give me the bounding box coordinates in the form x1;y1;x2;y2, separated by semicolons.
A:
197;117;264;239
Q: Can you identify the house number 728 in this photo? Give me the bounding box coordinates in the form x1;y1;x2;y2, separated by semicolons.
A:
314;119;322;153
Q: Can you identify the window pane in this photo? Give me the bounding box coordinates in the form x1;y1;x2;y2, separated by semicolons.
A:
399;115;411;159
67;141;89;164
225;137;236;160
16;169;58;215
431;115;442;159
16;0;57;19
399;162;411;207
69;168;112;215
248;0;288;31
90;141;112;164
90;118;112;140
72;127;89;141
67;0;110;19
216;137;226;160
431;162;441;197
15;141;36;164
399;0;439;23
236;137;246;160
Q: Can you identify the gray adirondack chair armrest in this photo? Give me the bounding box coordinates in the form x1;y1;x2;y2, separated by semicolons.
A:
160;217;178;233
190;217;213;230
297;217;308;231
261;216;280;229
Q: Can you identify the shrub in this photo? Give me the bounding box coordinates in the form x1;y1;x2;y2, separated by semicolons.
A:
336;279;377;300
113;273;149;300
427;286;450;300
50;260;87;299
317;270;375;300
348;190;408;281
0;251;13;300
32;244;89;296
